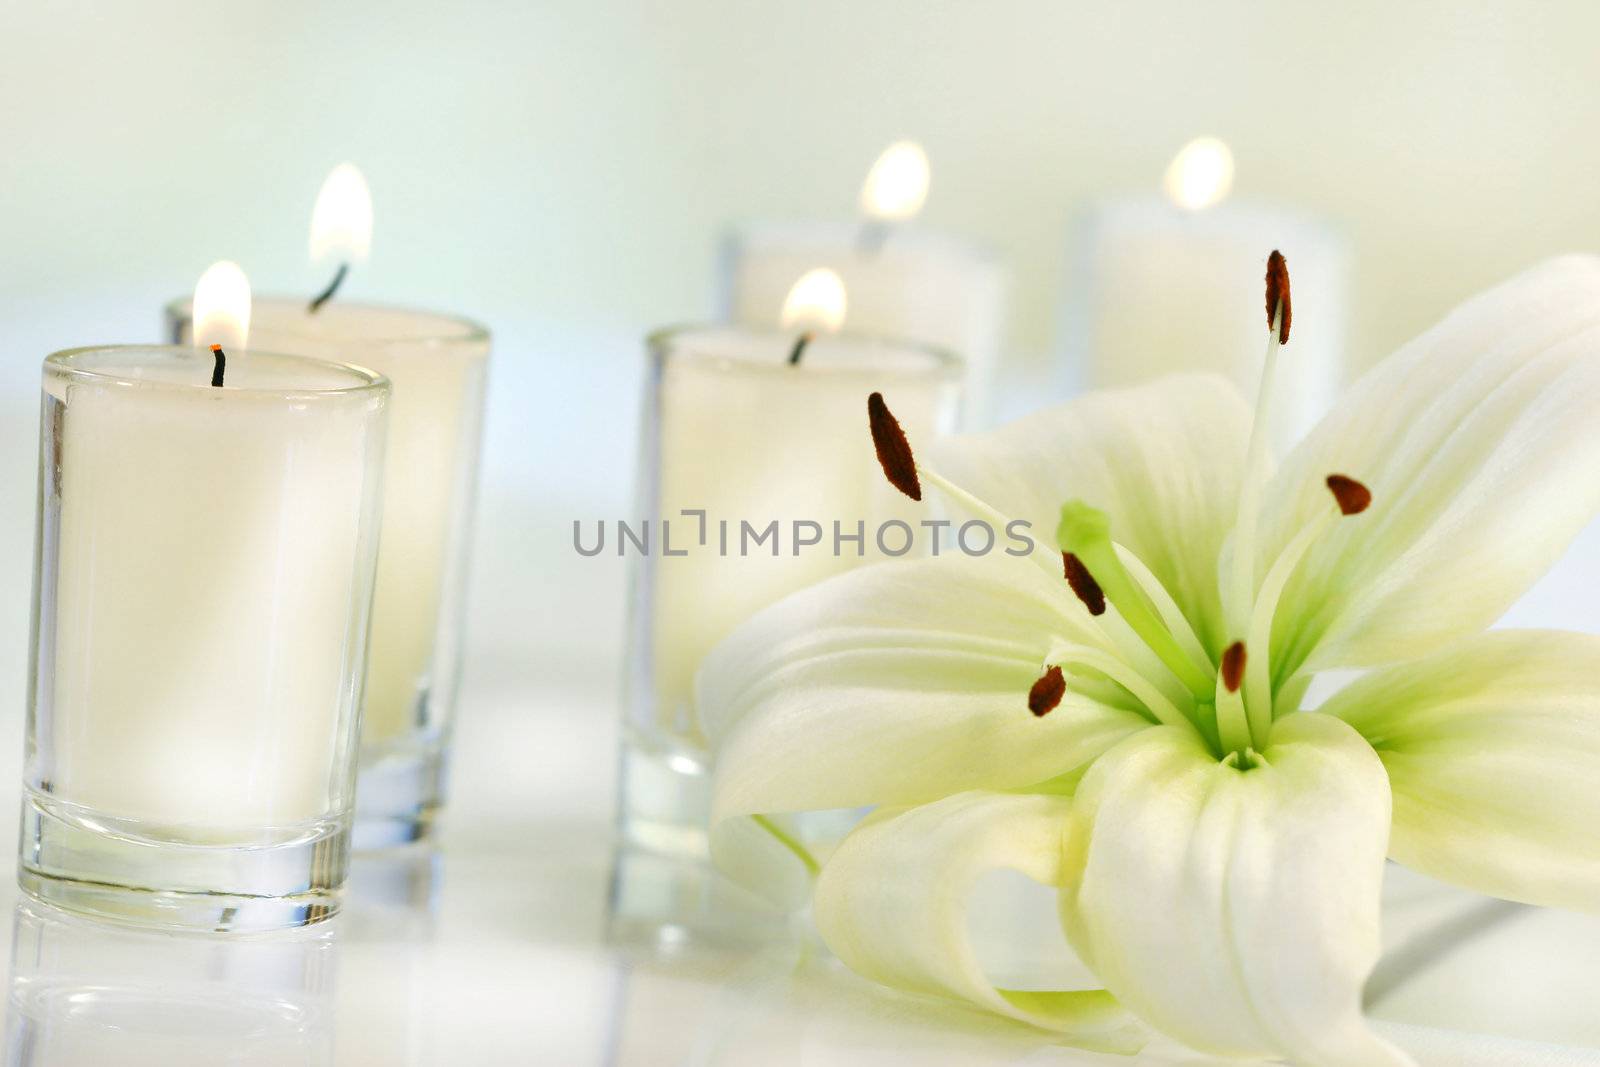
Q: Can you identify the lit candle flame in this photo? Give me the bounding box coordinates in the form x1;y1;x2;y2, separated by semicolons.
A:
859;140;930;222
1164;137;1235;211
780;268;848;334
192;260;252;351
309;163;373;264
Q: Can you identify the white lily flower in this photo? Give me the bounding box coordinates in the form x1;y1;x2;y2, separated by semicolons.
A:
695;254;1600;1065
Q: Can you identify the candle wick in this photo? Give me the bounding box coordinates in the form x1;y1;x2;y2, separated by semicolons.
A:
787;332;815;366
209;344;226;388
308;262;349;313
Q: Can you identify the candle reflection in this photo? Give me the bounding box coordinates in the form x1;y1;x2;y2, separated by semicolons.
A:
4;902;337;1066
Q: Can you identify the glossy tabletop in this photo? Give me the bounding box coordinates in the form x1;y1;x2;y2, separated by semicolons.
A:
9;513;1600;1066
2;664;1598;1067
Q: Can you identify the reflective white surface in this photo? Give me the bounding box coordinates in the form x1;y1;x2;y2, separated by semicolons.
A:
0;486;1597;1065
3;649;1600;1066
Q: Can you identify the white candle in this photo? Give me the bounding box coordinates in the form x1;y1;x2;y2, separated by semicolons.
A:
170;300;489;751
35;345;388;830
1065;137;1350;447
724;142;1007;426
634;326;962;744
171;166;488;847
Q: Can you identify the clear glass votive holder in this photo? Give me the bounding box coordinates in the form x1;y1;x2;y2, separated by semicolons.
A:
168;300;490;848
7;900;338;1064
613;326;961;935
21;345;389;930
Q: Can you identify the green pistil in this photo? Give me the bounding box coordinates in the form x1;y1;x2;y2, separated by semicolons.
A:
1222;747;1265;771
1058;501;1215;701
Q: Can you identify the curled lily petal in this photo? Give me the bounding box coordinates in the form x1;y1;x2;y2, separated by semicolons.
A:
697;554;1147;903
1256;255;1600;678
930;374;1251;654
700;555;1146;814
813;790;1144;1051
698;552;1109;746
1059;714;1411;1066
1325;629;1600;912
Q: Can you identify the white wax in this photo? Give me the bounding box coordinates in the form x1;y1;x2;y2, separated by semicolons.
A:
40;347;386;833
1065;199;1350;448
642;328;961;742
174;300;489;749
724;221;1006;426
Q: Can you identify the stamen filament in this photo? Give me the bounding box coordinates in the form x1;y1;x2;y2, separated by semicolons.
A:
1227;304;1284;635
1043;639;1192;732
915;465;1191;709
1059;503;1214;700
751;814;821;876
1215;640;1251;752
919;468;1057;573
864;392;1202;716
1114;543;1213;674
1242;506;1335;737
1216;676;1252;755
1243;473;1371;731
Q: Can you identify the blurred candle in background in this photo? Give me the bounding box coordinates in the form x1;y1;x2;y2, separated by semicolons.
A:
616;273;962;929
1062;136;1350;448
168;165;490;848
636;272;963;744
723;140;1007;426
780;266;849;337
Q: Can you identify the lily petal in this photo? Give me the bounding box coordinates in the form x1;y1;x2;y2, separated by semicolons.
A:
697;554;1149;901
1060;714;1411;1066
700;554;1148;814
1257;255;1600;678
1325;629;1600;912
813;790;1144;1050
930;374;1251;654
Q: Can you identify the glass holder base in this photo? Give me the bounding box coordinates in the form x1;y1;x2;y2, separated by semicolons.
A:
353;743;447;850
611;733;861;947
17;791;346;932
607;839;801;953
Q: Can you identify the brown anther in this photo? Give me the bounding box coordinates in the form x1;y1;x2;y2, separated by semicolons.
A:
1220;641;1247;693
1265;250;1292;344
867;392;921;501
1325;474;1372;516
1062;552;1106;616
1028;665;1066;717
